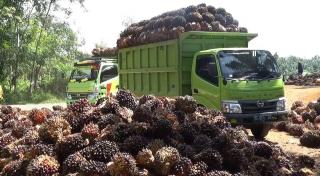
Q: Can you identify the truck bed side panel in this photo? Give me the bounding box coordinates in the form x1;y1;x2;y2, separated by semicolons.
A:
118;40;180;96
119;32;257;97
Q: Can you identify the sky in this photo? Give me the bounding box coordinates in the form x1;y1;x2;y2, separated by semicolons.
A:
66;0;320;58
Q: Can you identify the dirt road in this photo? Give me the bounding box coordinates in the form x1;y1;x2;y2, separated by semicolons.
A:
9;103;67;111
268;85;320;174
266;130;320;161
266;130;320;175
285;85;320;109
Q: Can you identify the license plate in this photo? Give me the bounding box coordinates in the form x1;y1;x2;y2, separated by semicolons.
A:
261;115;272;121
254;115;272;122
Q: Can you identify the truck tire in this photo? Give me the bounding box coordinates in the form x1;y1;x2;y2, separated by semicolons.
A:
251;124;272;140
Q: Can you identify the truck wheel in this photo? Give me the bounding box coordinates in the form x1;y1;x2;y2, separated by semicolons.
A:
197;104;205;108
251;124;271;140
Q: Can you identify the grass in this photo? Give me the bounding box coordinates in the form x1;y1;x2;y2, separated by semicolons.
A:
3;91;65;104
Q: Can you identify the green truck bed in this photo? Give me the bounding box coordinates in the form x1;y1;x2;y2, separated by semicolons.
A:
118;31;257;97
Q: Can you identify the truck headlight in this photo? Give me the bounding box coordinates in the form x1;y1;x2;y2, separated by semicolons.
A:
277;97;286;111
222;101;242;113
87;93;98;100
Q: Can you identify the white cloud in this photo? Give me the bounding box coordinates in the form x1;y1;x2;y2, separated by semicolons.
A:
67;0;320;58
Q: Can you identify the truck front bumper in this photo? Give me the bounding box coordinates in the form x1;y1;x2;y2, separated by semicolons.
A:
66;98;97;105
224;110;288;126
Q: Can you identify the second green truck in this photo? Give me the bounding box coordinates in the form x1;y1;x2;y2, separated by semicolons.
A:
118;31;287;139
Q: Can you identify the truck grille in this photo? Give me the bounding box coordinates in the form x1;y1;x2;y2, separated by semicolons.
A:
69;93;90;100
240;100;278;114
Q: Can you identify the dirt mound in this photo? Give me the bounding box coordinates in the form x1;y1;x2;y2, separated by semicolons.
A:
285;73;320;86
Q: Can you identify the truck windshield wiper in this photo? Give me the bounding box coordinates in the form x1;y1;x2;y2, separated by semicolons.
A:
238;72;259;80
259;72;281;80
225;73;258;82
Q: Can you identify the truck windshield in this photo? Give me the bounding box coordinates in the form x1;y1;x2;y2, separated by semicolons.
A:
218;50;281;80
70;66;98;81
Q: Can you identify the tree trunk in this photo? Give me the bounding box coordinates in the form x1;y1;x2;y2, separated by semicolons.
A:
29;60;36;96
12;25;20;95
29;0;54;97
33;65;42;91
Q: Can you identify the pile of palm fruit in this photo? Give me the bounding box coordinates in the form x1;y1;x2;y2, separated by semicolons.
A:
0;90;317;175
274;98;320;148
285;73;320;86
117;3;248;49
91;47;118;57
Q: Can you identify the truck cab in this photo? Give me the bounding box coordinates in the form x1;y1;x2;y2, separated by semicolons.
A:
66;57;119;104
192;49;287;138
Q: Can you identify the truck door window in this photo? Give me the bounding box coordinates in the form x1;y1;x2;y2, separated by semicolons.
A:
100;65;118;82
70;66;97;81
196;55;219;86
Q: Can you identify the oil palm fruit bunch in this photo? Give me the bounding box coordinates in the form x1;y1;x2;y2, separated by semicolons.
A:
107;152;139;176
1;159;29;176
172;157;193;176
189;161;208;176
193;148;223;170
202;12;215;23
79;160;108;175
81;122;100;140
67;98;91;113
154;146;181;175
116;89;137;110
185;5;197;14
186;12;203;23
0;92;310;175
172;16;187;28
286;124;304;136
253;142;273;159
24;143;56;160
275;98;320;137
300;130;320;148
28;109;48;125
38;117;71;143
56;133;90;159
62;152;87;174
26;155;60;176
80;140;119;162
200;22;212;31
136;149;154;169
121;135;148;155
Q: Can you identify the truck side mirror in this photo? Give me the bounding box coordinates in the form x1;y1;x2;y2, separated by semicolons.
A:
91;70;98;80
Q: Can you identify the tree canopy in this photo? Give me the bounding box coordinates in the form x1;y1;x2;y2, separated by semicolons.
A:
0;0;85;103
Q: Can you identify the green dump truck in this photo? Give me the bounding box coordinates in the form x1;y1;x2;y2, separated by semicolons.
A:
66;57;119;104
118;31;287;139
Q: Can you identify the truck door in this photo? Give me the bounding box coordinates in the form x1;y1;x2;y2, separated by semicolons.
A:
191;54;221;109
99;65;119;97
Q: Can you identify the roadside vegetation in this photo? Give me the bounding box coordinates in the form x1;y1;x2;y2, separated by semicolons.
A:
277;55;320;76
0;0;85;104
